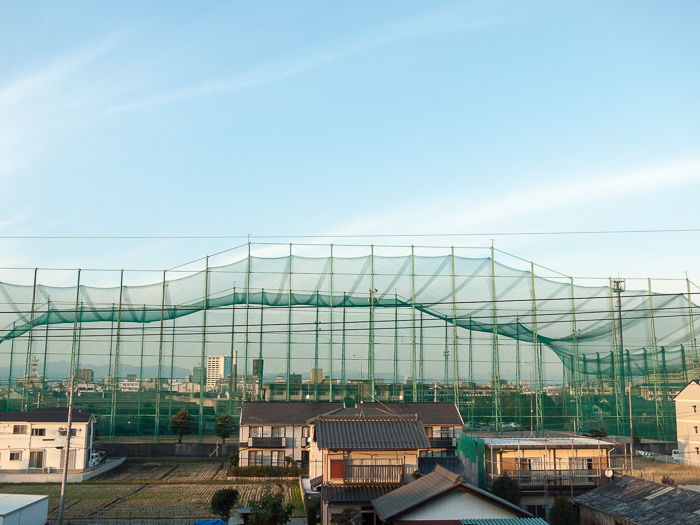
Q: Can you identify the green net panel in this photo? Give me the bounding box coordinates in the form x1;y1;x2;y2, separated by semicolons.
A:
0;245;696;441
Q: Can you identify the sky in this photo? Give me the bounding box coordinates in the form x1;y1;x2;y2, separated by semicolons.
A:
1;1;699;289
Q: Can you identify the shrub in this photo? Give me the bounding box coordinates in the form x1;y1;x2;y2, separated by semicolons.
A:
229;453;239;467
548;494;577;525
306;498;320;525
248;489;294;525
491;474;521;506
227;465;302;478
211;488;240;521
662;476;675;486
586;427;608;438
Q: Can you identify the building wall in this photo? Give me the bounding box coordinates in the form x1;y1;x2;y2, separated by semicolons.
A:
320;450;420;484
239;423;310;465
0;496;49;525
399;491;521;521
579;505;636;525
674;382;700;458
0;420;92;472
490;447;610;476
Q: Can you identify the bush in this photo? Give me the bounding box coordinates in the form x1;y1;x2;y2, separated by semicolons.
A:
548;495;577;525
586;427;608;439
211;488;240;521
491;474;521;506
306;498;320;525
248;489;294;525
229;453;239;467
227;465;304;478
662;476;675;486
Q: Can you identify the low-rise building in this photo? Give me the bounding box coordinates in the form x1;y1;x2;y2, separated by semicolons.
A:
673;379;700;458
238;402;343;467
574;475;700;525
0;494;49;525
0;408;95;473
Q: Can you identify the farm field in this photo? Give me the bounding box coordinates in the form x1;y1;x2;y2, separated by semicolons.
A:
614;456;700;485
0;460;301;520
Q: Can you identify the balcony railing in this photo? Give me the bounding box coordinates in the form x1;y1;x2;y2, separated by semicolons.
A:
487;469;604;489
429;437;456;448
249;437;286;448
343;460;403;485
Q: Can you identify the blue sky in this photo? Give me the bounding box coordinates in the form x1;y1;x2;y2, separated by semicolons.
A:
0;1;699;284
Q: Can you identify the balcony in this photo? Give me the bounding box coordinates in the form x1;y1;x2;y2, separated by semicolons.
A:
429;437;456;449
487;468;605;489
249;437;286;448
343;460;403;485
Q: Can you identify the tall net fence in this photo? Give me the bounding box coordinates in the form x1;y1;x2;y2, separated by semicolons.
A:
0;243;697;441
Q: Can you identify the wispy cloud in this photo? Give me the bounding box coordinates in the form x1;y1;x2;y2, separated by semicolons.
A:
109;3;520;114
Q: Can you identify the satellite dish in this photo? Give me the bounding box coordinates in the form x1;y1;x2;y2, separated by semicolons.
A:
605;469;614;478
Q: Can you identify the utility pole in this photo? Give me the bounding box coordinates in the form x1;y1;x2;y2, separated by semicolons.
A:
58;366;76;525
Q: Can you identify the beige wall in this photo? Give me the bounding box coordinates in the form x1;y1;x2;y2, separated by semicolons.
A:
674;382;700;458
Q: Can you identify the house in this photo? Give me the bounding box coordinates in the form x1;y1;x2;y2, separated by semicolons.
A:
238;402;343;467
0;408;95;473
574;475;700;525
308;407;431;525
371;465;534;524
0;494;49;525
360;403;463;456
673;379;700;458
462;436;618;518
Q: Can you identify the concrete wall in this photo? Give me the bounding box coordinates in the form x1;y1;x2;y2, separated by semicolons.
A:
0;457;124;483
239;424;309;465
675;382;700;458
98;442;238;458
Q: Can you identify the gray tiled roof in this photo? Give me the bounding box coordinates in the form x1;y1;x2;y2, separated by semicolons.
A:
361;403;464;426
462;518;547;525
321;484;398;503
240;402;344;426
372;465;530;521
0;408;94;423
574;475;700;525
314;413;430;450
417;456;467;477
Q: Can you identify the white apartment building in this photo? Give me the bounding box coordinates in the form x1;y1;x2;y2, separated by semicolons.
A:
0;408;95;473
206;354;236;391
674;379;700;458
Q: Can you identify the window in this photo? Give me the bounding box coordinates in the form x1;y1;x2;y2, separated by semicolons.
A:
271;426;285;438
271;450;284;467
249;450;262;466
249;426;261;438
31;428;45;436
9;452;21;461
29;451;44;468
12;425;27;435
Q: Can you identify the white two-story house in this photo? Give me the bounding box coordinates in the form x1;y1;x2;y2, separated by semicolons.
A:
239;402;343;467
0;408;95;473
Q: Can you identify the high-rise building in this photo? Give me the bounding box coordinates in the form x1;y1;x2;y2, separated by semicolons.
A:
206;354;236;391
252;359;263;379
310;368;324;383
76;368;94;383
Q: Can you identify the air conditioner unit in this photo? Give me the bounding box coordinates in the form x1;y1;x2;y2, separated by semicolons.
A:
43;467;51;474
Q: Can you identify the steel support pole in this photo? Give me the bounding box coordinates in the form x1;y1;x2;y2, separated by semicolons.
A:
608;279;623;434
41;301;50;406
394;292;398;398
109;270;124;443
258;289;264;402
342;292;346;397
687;278;699;379
286;244;292;401
490;248;501;429
154;271;166;443
229;286;236;414
530;263;543;430
245;243;251;400
451;247;459;406
411;246;417;401
168;308;176;422
419;311;424;401
444;322;449;387
7;323;15;411
21;269;38;411
314;291;320;402
74;303;83;373
647;278;664;439
329;244;334;402
369;245;375;397
516;317;521;426
469;317;474;424
137;306;146;435
198;258;209;443
570;277;583;429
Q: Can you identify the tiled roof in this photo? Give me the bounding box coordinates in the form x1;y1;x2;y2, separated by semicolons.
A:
372;466;530;521
416;456;467;477
314;413;430;450
321;484;398;503
462;518;547;525
240;402;344;426
574;475;700;525
0;408;94;423
319;407;394;418
361;403;464;426
309;476;322;489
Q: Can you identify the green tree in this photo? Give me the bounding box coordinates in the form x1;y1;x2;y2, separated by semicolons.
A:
229;453;239;467
248;489;294;525
306;498;320;525
491;474;521;506
170;408;192;444
210;488;240;521
335;507;362;525
215;414;234;443
548;494;577;525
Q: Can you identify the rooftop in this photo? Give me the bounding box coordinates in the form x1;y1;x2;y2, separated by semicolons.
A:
574;475;700;525
416;456;467;478
0;408;93;424
483;437;617;450
461;520;548;525
321;484;398;503
314;410;430;450
0;494;49;516
240;402;344;426
372;465;530;521
360;402;463;426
